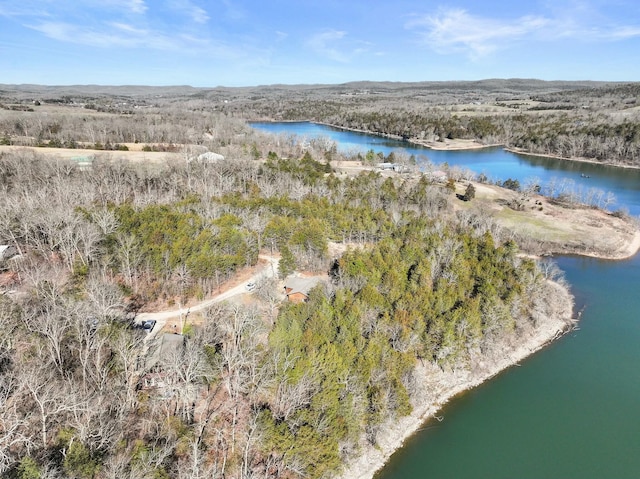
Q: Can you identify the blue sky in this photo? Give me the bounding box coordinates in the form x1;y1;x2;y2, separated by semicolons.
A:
1;0;640;86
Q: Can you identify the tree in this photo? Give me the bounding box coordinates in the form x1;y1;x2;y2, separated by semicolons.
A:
21;366;87;448
462;183;476;202
254;276;282;323
501;178;520;191
278;246;296;279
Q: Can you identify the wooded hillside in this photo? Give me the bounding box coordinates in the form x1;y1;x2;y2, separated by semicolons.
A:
0;132;570;478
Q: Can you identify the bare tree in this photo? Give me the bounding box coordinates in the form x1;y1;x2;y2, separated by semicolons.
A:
109;325;144;407
253;276;282;323
0;375;32;474
163;338;213;422
20;366;88;447
21;286;77;375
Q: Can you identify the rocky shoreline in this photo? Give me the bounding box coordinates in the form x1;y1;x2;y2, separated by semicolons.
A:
335;280;575;479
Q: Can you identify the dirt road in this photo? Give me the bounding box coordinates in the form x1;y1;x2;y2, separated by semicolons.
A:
136;255;279;340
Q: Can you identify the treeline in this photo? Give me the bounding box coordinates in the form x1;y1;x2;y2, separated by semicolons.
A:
318;110;640;166
0;105;253;149
325;110;500;141
3;82;640;166
231;84;640;167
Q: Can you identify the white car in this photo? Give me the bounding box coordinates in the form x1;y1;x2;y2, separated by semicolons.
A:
245;282;256;291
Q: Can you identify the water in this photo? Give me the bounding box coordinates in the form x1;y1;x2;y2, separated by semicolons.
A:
251;121;640;216
250;122;640;479
377;254;640;479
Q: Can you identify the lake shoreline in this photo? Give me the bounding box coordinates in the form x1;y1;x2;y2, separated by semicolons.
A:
262;120;639;169
503;147;640;171
335;280;575;479
312;121;503;152
251;119;640;477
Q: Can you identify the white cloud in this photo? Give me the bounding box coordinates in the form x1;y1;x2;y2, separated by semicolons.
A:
407;8;549;58
128;0;147;14
26;17;252;60
91;0;148;14
0;1;147;19
407;6;640;59
29;19;226;51
110;22;148;35
29;21;172;49
221;0;245;21
601;25;640;40
306;30;350;62
0;1;65;18
190;6;209;23
167;0;209;24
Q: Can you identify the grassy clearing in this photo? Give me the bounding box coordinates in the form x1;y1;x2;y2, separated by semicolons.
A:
494;207;574;242
454;180;638;258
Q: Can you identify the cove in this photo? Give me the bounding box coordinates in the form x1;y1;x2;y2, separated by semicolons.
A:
250;121;640;478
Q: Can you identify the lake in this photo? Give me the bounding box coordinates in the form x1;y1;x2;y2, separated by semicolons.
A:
250;122;640;479
252;121;640;216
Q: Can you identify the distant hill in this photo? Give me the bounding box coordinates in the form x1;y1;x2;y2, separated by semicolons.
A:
0;79;623;101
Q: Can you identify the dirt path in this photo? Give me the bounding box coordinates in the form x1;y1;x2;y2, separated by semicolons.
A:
136;255;279;340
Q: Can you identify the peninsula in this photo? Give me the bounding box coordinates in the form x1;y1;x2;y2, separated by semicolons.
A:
0;82;639;479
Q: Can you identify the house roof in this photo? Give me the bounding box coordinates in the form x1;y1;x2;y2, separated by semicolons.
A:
284;276;325;296
0;245;16;260
146;333;185;370
196;152;225;162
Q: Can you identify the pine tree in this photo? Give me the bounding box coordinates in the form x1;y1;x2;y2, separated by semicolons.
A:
462;183;476;201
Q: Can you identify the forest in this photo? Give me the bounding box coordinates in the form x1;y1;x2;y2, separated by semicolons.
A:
0;152;569;478
2;80;640;166
0;82;593;478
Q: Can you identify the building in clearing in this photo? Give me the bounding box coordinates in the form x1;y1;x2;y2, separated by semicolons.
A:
70;155;94;168
140;333;185;390
426;170;448;182
283;276;325;303
376;162;407;173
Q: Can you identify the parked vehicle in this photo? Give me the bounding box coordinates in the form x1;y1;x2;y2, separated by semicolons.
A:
142;320;156;332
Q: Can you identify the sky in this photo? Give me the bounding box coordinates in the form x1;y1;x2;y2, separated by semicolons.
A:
1;0;640;87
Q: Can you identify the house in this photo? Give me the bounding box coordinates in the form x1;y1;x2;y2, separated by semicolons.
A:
377;162;395;170
140;333;185;390
376;162;407;172
0;245;18;261
70;155;94;168
283;276;325;303
426;170;448;182
195;151;225;163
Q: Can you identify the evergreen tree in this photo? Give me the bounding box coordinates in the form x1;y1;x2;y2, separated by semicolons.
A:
278;245;296;278
462;183;476;201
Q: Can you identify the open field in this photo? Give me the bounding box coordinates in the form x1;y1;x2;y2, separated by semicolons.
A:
456;181;640;259
0;144;181;163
